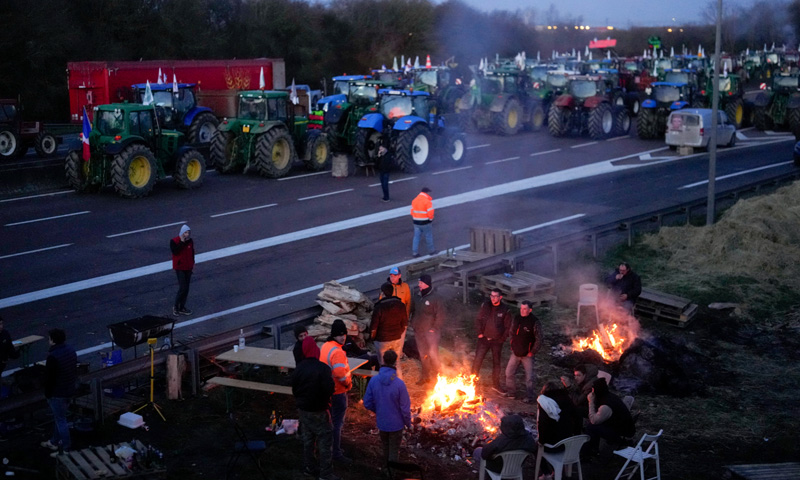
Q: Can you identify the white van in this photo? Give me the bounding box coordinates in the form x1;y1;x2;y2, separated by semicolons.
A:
665;108;737;149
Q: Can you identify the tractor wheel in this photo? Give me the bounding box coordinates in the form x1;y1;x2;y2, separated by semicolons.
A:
35;131;58;158
494;98;522;136
613;107;631;137
547;104;569;137
395;124;432;173
0;127;23;159
111;144;156;198
725;98;744;129
637;109;659;139
174;149;206;189
323;124;339;152
788;108;800;136
753;106;770;131
612;92;625;108
254;127;296;178
631;97;641;117
526;103;546;131
303;130;332;171
64;150;99;193
211;131;240;174
442;130;467;165
588;103;614;140
188;112;219;144
354;128;382;166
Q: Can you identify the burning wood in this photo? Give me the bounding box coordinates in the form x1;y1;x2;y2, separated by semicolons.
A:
568;308;641;362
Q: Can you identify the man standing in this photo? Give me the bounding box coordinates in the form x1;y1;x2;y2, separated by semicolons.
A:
472;288;512;396
0;316;20;376
319;320;353;464
410;274;444;385
377;142;392;202
605;262;642;313
170;224;195;316
363;350;411;467
41;328;77;457
370;283;408;379
505;300;542;403
381;267;412;357
410;187;435;258
291;336;339;480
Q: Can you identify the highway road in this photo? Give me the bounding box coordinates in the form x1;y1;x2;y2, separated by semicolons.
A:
0;126;795;373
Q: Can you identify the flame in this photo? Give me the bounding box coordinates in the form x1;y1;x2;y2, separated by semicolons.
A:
572;323;628;362
421;373;499;433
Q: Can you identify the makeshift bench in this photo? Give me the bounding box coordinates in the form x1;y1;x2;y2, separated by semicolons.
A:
207;377;292;412
352;369;378;377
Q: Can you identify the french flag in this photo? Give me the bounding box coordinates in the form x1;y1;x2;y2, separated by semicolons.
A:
81;106;91;161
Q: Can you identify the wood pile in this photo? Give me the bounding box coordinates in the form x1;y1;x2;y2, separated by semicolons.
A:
634;287;698;328
307;281;374;342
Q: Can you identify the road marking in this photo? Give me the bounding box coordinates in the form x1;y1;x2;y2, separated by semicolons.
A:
298;189;354;201
107;221;188;238
485;156;520;165
210;204;278;218
0;243;72;260
369;177;417;187
278;170;331;181
530;149;560;157
571;142;598;149
0;190;73;203
678;161;794;189
5;211;90;227
432;166;472;175
467;144;490;149
513;214;586;234
607;135;628;141
764;131;792;136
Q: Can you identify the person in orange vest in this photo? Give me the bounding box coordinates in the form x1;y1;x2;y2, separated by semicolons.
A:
319;320;353;465
410;187;435;258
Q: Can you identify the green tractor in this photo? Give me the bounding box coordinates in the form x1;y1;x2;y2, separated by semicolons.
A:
752;73;800;134
64;103;206;198
458;67;540;136
211;90;330;177
695;74;745;129
318;79;396;152
409;66;466;115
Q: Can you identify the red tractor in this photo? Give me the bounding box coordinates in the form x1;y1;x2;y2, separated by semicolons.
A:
547;75;629;140
1;98;74;159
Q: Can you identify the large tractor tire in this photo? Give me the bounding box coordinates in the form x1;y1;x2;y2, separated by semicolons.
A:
354;128;382;166
588;103;614;140
211;131;240;174
725;98;745;129
612;92;625;108
788;108;800;136
111;143;156;198
64;150;99;193
395;124;432;173
547;105;570;137
254;127;296;178
442;130;467;165
637;109;659;139
322;124;339;152
0;127;23;159
494;98;522;136
174;149;206;189
753;106;770;131
526;102;546;131
630;97;641;117
613;107;631;137
303;130;332;171
188;112;219;144
35;131;58;158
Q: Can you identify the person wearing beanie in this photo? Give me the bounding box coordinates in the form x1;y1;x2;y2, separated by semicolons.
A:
363;349;411;466
291;337;338;480
472;288;513;396
170;224;194;316
380;267;412;358
410;274;445;385
410;187;435;258
319;319;353;464
292;324;309;364
370;283;408;379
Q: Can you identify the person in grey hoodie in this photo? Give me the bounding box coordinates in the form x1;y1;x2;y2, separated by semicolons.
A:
473;414;536;474
362;350;411;466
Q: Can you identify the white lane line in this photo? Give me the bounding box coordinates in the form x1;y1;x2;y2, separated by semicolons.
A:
107;221;188;238
513;214;586;234
467;144;491;149
5;211;90;227
678;161;794;189
530;149;561;157
278;170;331;181
369;177;417;187
210;204;278;218
0;243;72;260
572;142;598;149
607;135;628;141
432;166;472;175
298;189;354;201
0;190;73;203
485;156;520;165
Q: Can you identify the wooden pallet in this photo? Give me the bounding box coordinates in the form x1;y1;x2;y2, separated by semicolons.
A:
405;255;448;277
636;287;691;312
480;272;555;295
635;303;698;328
470;227;515;254
633;288;698;328
439;251;495;269
56;440;166;480
725;462;800;480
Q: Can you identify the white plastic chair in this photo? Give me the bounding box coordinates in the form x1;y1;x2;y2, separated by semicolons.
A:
576;284;599;326
613;429;663;480
478;449;531;480
533;434;589;480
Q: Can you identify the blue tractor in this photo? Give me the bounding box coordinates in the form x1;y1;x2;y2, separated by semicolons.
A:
636;81;696;139
355;89;466;173
131;83;219;146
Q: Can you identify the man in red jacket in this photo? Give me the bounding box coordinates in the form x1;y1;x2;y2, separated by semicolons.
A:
170;225;195;316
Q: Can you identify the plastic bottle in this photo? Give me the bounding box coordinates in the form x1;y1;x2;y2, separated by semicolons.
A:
269;410;277;431
238;329;246;349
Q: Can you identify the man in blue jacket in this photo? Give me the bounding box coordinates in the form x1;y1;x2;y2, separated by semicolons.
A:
41;328;77;457
362;349;411;466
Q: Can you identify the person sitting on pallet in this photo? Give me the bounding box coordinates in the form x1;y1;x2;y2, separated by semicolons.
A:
604;262;642;313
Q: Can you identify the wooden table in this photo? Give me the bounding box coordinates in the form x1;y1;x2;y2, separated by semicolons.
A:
216;346;368;371
12;334;43;367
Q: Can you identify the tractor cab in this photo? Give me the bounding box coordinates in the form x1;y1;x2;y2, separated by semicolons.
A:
411;67;452;93
646;82;694;108
662;69;699;89
235;91;295;126
371;69;408;87
317;75;372;111
132;82;217;144
771;74;799;92
377;89;432;123
566;75;605;101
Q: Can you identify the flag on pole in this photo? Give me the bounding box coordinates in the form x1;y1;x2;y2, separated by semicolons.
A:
157;69;164;84
290;78;299;105
143;81;154;105
414;56;420;69
392;57;399;71
259;67;266;90
173;74;179;96
81;106;91;162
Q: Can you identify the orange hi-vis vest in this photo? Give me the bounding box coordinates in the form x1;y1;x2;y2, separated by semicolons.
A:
410;192;434;224
320;340;352;395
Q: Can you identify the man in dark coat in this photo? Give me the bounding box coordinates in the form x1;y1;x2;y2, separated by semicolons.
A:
292;324;309;364
536;381;581;477
370;283;408;379
504;300;542;403
472;288;513;395
291;336;339;480
0;316;20;376
586;378;635;454
605;262;642;313
561;363;598;419
41;328;77;456
474;414;536;474
410;274;444;385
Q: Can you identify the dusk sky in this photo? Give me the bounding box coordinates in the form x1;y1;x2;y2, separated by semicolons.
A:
457;0;751;28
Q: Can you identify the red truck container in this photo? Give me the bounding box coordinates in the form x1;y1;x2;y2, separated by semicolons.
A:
67;59;286;123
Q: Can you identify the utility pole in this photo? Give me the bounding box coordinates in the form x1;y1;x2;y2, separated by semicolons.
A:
707;0;723;226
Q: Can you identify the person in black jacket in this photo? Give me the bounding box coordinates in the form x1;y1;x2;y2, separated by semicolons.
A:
536;381;581;478
291;336;339;480
370;282;408;379
472;288;513;395
292;324;309;364
605;262;642;313
586;378;635;454
41;328;77;456
473;414;536;474
376;139;393;202
0;316;20;376
504;301;542;403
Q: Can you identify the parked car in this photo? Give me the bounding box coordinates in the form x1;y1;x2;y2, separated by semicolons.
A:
665;108;737;150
